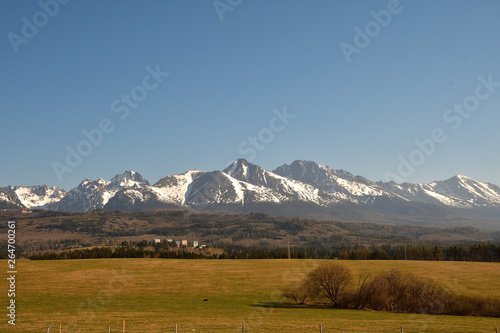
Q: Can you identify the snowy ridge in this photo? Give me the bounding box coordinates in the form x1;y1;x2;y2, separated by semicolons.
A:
273;160;396;204
43;171;150;212
379;175;500;209
224;159;337;206
4;185;66;209
154;170;205;205
0;188;25;209
108;160;327;211
108;170;149;190
222;172;245;205
4;160;500;221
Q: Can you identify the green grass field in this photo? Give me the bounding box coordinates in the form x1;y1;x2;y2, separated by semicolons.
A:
2;259;500;332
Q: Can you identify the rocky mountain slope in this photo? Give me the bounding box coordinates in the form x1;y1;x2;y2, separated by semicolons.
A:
5;185;66;209
3;160;500;229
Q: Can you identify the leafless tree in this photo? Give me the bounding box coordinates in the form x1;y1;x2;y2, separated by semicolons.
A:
354;270;372;309
282;280;310;305
306;262;352;307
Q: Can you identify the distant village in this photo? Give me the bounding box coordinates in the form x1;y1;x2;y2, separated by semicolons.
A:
153;237;206;249
0;208;32;213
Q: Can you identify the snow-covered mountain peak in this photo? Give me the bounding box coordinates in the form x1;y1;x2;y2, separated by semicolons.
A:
379;175;500;209
432;175;500;206
274;160;389;200
153;169;206;205
154;169;205;187
109;170;149;190
0;188;25;209
4;185;67;209
222;159;335;205
76;178;106;188
78;178;106;188
274;160;343;182
223;159;262;183
4;162;500;222
224;159;295;188
79;179;92;186
43;171;150;212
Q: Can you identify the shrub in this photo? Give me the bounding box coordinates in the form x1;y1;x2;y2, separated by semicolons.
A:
365;269;442;313
352;271;372;309
282;280;310;305
282;263;500;318
305;262;352;308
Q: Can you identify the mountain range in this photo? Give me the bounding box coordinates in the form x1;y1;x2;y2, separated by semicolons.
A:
3;160;500;229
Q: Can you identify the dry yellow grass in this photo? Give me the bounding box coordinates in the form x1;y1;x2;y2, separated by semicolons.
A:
1;259;499;332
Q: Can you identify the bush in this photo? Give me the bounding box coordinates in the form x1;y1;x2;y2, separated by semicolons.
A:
363;269;442;313
282;280;310;305
282;262;500;318
305;262;352;308
352;271;372;309
444;295;500;317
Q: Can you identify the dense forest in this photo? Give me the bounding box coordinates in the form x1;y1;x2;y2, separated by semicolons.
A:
28;239;500;262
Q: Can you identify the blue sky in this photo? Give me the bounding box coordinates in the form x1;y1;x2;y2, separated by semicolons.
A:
1;0;500;190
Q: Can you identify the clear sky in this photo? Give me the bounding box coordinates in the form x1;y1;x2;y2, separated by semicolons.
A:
1;0;500;190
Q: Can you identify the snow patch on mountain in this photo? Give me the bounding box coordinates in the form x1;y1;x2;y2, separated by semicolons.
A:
154;170;205;205
4;160;500;219
273;160;394;204
44;171;149;211
4;185;66;209
224;159;336;206
222;172;245;205
379;175;500;209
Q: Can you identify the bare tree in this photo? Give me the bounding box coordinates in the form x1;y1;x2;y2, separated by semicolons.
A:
282;280;310;305
354;271;372;309
306;262;352;307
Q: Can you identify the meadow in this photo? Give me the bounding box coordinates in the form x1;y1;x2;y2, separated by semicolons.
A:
2;259;500;332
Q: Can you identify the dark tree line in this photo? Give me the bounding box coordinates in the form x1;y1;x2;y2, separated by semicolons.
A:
27;240;500;261
30;245;221;260
337;243;500;262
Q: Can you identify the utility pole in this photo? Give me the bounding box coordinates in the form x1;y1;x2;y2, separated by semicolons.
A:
288;240;291;259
